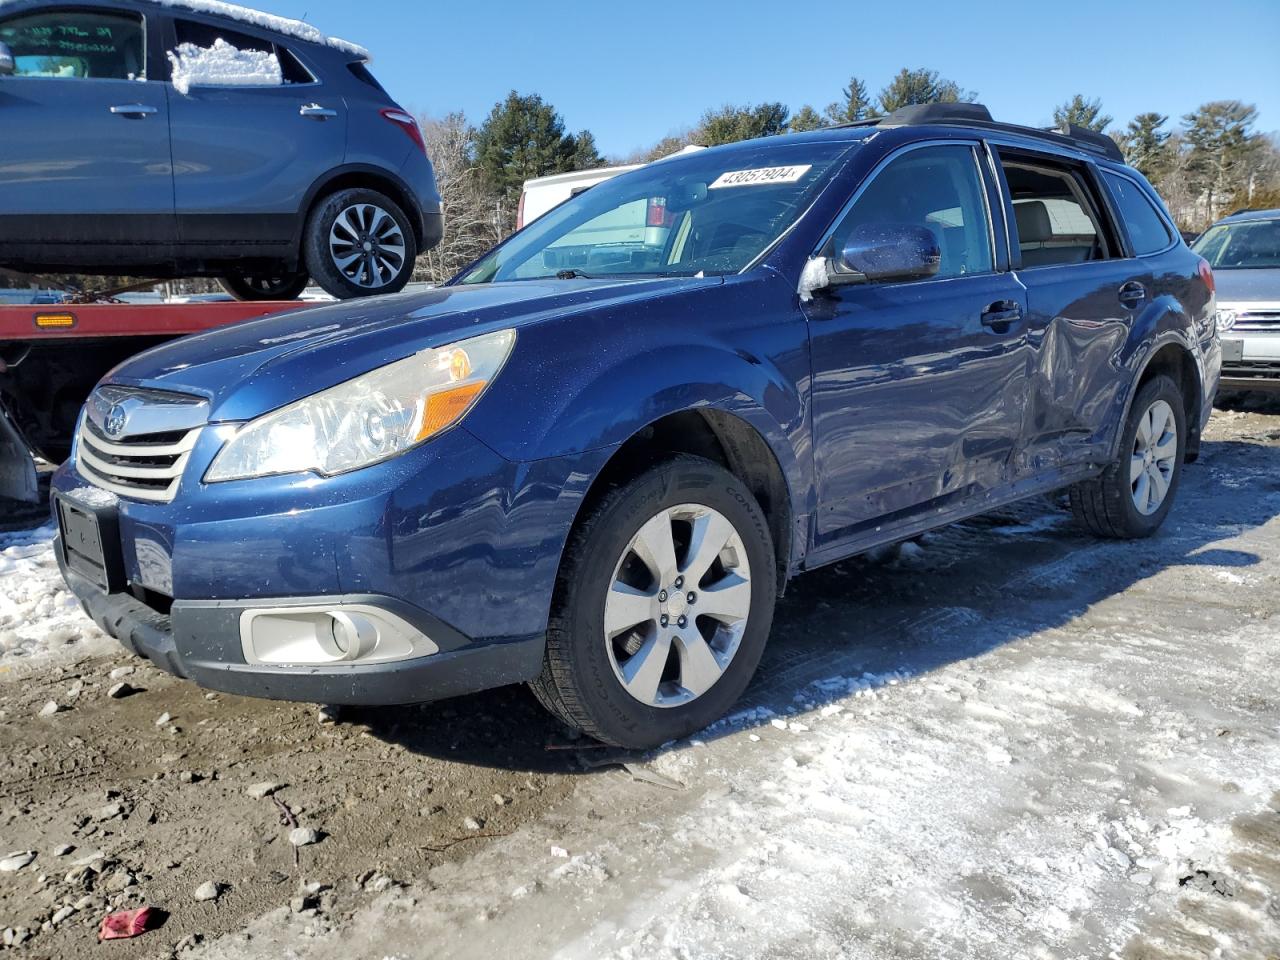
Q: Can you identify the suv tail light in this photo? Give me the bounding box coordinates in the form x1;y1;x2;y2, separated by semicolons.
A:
1197;257;1215;296
646;197;673;228
380;109;426;156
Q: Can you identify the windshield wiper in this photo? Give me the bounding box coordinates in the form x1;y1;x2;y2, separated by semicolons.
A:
555;269;595;279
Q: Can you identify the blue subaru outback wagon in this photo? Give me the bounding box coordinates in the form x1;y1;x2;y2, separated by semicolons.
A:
52;103;1220;748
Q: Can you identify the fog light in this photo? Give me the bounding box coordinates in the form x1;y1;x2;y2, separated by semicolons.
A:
239;603;436;666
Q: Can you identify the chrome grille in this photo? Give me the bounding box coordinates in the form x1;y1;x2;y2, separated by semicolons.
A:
1233;310;1280;331
76;386;208;503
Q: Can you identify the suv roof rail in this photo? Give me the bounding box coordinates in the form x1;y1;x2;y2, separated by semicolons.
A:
834;102;1126;164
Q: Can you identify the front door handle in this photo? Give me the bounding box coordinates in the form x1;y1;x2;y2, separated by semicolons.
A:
299;103;338;119
109;103;158;118
980;300;1023;332
1118;280;1146;307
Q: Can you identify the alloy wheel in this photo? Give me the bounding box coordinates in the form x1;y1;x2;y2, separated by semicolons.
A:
1130;398;1178;515
328;203;407;289
604;503;752;708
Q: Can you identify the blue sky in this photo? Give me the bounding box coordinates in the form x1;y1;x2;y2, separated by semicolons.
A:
268;0;1278;159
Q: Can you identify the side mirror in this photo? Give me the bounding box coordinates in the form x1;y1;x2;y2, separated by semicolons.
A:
0;42;15;77
830;223;941;285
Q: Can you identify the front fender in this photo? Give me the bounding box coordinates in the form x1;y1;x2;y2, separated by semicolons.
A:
463;274;812;512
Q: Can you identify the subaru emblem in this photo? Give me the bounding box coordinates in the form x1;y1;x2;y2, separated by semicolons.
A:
104;404;128;439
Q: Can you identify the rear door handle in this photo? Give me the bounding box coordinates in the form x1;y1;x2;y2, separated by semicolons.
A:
1118;280;1146;307
980;300;1023;331
299;103;338;119
109;104;157;117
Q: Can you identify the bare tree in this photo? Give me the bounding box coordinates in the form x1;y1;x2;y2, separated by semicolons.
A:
414;112;507;284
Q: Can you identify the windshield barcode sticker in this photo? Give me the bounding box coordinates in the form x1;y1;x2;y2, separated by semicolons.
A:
708;165;812;189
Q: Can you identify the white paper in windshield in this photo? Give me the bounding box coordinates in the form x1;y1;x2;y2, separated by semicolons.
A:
708;165;812;189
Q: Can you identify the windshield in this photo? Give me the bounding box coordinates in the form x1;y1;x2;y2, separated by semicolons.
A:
457;142;853;284
1192;218;1280;269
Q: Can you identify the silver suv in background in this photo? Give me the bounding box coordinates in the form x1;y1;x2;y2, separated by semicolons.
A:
1193;208;1280;392
0;0;443;300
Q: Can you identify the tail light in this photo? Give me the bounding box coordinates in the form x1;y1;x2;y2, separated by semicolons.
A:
516;191;526;231
380;108;426;156
1197;257;1215;296
646;197;673;228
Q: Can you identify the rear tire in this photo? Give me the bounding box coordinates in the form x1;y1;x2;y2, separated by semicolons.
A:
531;455;777;749
218;271;309;302
303;188;417;300
1069;374;1186;539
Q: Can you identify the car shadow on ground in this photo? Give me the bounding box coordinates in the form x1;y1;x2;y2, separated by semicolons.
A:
350;433;1278;774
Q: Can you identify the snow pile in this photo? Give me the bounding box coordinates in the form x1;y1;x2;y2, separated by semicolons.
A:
148;0;368;59
167;39;282;96
0;525;111;672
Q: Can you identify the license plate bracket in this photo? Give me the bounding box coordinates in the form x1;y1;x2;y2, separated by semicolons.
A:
55;495;125;593
1222;338;1244;363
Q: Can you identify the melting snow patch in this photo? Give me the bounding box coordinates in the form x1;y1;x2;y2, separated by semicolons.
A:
168;39;282;96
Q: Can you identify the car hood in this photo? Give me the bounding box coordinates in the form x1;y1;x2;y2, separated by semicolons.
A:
1214;267;1280;306
106;278;721;422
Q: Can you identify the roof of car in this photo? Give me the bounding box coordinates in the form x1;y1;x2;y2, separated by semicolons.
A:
1216;208;1280;224
739;102;1129;167
0;0;371;59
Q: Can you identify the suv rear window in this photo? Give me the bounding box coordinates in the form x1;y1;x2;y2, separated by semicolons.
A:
0;8;145;80
1103;172;1173;255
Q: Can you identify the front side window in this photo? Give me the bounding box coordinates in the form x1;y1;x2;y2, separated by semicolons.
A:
0;9;145;80
1104;172;1173;255
1193;219;1280;270
827;144;994;281
458;142;855;284
1000;155;1111;268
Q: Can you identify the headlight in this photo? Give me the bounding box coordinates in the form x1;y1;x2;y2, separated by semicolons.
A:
205;329;515;482
1215;309;1237;333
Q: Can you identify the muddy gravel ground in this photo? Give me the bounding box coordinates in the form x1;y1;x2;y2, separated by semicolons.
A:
2;398;1280;959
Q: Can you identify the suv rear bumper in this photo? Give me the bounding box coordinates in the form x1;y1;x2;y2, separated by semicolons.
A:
58;547;543;705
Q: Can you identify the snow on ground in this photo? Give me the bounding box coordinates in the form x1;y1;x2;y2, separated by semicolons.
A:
0;524;111;673
168;38;282;96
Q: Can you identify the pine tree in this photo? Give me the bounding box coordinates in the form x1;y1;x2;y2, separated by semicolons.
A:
824;77;874;123
474;91;591;211
696;103;790;146
877;68;975;113
1119;113;1171;181
1182;100;1261;222
1053;95;1112;132
789;105;827;133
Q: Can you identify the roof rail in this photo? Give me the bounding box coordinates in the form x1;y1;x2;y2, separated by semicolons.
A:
834;102;1126;164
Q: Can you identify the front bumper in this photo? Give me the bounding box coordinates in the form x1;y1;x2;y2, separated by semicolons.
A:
57;537;542;705
50;423;612;705
1218;322;1280;392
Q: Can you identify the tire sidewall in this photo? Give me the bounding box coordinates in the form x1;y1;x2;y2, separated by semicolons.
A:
1113;375;1187;536
304;188;417;300
219;272;308;302
559;458;776;748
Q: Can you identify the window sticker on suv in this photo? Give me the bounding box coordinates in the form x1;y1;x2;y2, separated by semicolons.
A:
709;165;813;189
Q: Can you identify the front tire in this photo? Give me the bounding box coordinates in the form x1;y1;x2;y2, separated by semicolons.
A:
303;188;417;300
1070;374;1186;538
531;456;777;749
219;270;309;302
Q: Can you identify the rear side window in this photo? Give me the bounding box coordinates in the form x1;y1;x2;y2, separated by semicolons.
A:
830;144;994;280
0;8;146;80
1103;172;1173;255
169;18;313;89
999;153;1115;268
